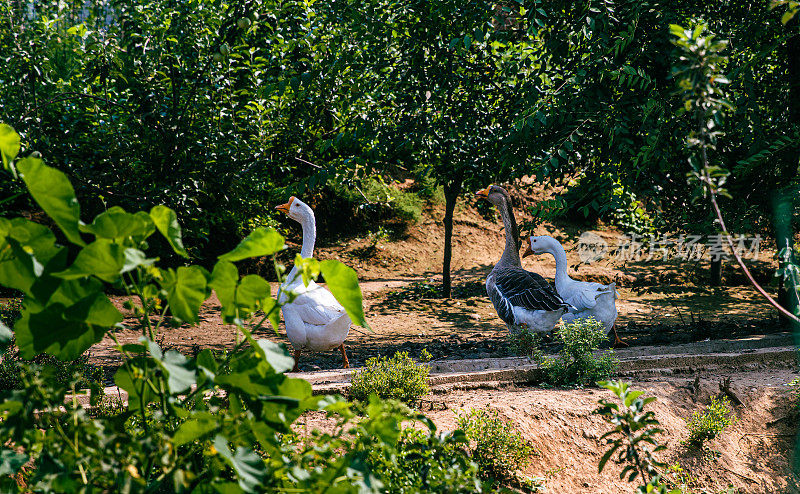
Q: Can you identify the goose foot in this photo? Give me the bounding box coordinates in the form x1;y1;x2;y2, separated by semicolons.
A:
340;343;350;369
610;325;628;348
292;348;301;373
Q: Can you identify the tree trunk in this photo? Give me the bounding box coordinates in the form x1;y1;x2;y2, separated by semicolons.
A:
442;180;461;299
710;259;722;287
775;29;800;316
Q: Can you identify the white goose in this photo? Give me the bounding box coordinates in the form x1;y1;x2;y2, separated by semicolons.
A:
275;197;351;371
476;186;569;333
523;235;624;345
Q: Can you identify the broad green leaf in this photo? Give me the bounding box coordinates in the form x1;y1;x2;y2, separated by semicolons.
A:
0;124;20;170
210;260;238;322
219;228;285;262
235;275;269;316
81;206;155;241
8;218;61;264
53;240;153;283
174;413;218;446
150;205;189;258
17;157;85;246
15;299;115;360
255;339;295;374
261;297;280;330
320;260;370;329
213;435;268;492
0;449;28;476
0;238;41;294
147;339;196;393
162;266;209;323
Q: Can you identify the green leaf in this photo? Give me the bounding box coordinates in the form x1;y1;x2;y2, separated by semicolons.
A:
255;340;295;374
161;266;209;323
53;240;153;283
17;157;85;246
147;339;196;393
150;205;189;258
174;413;218;446
235;275;270;316
0;124;20;170
210;260;238;322
320;260;370;329
218;228;285;262
0;449;28;476
213;435;268;492
81;206;155;241
15;294;120;360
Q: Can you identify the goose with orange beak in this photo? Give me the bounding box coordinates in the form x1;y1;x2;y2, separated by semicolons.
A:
525;235;624;346
476;185;569;333
275;196;352;372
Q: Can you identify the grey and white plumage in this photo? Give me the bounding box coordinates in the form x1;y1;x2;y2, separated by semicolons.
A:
477;186;568;332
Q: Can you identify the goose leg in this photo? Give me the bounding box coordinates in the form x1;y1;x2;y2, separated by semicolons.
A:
292;348;301;372
611;324;628;348
340;343;350;369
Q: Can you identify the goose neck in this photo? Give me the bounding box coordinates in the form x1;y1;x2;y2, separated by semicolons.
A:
497;196;520;265
549;244;571;290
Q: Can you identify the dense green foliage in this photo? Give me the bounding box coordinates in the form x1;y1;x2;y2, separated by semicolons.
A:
457;408;541;491
684;396;736;447
541;318;618;386
366;425;482;493
0;125;475;493
349;351;430;405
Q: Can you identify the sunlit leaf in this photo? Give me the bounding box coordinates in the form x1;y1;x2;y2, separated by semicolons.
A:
320;260;369;329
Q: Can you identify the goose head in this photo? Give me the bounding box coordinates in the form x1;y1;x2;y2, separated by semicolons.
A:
275;196;314;223
475;185;511;207
523;235;560;258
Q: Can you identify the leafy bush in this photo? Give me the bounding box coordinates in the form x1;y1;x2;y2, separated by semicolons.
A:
541;318;618;386
350;351;430;405
684;396;736;447
457;408;540;490
507;327;543;358
367;424;482;493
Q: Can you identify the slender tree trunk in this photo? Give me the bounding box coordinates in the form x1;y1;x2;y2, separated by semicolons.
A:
710;259;722;287
776;29;800;316
442;180;461;298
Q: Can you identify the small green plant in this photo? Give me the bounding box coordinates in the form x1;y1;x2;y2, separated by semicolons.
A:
788;378;800;412
350;351;431;405
507;327;543;358
420;348;433;362
457;408;540;490
595;380;678;493
541;317;617;386
684;396;736;447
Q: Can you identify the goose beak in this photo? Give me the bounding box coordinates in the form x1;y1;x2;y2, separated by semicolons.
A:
475;186;490;198
275;196;295;214
522;242;534;258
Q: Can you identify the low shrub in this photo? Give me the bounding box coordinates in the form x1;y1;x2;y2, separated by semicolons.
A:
457;408;540;489
350;351;430;404
367;426;482;493
684;396;736;447
541;317;617;386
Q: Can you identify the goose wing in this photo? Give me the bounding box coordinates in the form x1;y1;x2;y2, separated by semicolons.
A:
490;265;567;321
290;284;346;326
566;282;615;311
